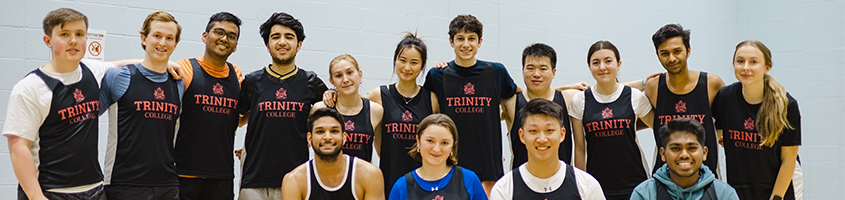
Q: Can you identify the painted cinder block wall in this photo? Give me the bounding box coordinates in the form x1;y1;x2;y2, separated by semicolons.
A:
0;0;842;197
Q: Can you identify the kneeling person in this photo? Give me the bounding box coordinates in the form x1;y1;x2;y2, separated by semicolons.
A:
491;99;605;200
281;108;384;200
630;118;738;200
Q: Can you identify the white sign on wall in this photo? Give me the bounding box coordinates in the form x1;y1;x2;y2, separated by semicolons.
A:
84;29;106;61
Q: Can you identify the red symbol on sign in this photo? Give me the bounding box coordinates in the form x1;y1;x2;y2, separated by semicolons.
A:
88;41;102;57
154;87;165;100
344;120;355;131
213;83;224;95
602;107;613;119
675;100;687;113
73;89;85;103
744;117;755;131
463;82;475;95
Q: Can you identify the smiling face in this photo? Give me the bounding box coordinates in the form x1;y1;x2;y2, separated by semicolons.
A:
417;124;455;167
661;131;708;180
656;37;690;75
520;114;564;163
523;55;556;93
589;49;620;84
141;20;179;63
330;60;362;95
394;48;423;82
308;116;345;160
449;30;481;63
266;24;301;66
45;20;87;64
733;45;770;86
203;21;239;60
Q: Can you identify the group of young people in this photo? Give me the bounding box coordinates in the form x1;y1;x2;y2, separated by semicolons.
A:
2;7;802;200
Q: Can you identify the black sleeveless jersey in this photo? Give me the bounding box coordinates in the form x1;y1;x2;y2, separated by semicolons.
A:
713;83;801;200
379;84;430;193
582;86;647;198
440;62;503;181
652;72;719;177
31;63;103;189
509;91;573;169
308;156;357;200
111;64;180;186
175;58;240;179
513;164;581;200
240;68;324;188
405;166;469;200
339;98;375;162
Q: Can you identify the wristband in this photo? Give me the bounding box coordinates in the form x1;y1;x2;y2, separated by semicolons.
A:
641;78;647;89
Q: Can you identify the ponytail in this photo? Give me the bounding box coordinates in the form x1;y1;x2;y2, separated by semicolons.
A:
757;74;793;147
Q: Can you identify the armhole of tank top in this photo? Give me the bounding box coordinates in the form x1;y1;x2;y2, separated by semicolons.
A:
305;161;312;200
350;156;360;200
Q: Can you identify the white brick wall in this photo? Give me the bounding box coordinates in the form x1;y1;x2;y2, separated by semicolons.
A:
0;0;842;197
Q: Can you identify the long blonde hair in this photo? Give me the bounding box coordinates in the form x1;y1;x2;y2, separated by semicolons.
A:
734;40;793;147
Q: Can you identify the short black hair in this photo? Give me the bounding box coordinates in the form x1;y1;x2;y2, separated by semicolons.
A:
519;98;564;126
652;24;691;50
522;43;557;69
259;12;305;45
448;14;483;39
658;118;705;147
307;107;344;131
205;12;242;33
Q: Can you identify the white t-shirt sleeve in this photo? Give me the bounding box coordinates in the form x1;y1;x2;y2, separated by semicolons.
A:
568;91;586;120
489;172;513;200
81;59;116;86
2;75;51;141
630;88;653;118
573;167;607;200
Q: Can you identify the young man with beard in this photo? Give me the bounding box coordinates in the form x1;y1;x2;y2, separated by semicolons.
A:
631;118;738;200
638;24;726;176
492;99;605;200
172;12;244;200
282;108;384;200
99;11;184;199
237;12;328;200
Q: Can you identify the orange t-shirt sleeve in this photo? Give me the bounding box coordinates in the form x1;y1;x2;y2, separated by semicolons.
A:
177;59;195;91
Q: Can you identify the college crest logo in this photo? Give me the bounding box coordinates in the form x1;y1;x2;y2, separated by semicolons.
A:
432;195;443;200
276;87;287;100
602;107;613;119
463;82;475;95
675;100;687;113
73;88;85;103
154;87;165;100
344;120;355;131
402;110;413;122
744;117;755;131
212;83;224;95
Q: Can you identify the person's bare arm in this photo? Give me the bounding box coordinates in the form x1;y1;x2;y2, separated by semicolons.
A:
554;81;590;91
715;130;724;147
238;112;250;127
321;90;338;108
430;92;440;113
371;102;384;157
7;136;48;200
281;165;307;200
623;72;663;91
501;94;517;131
640;111;655;128
707;74;726;105
571;117;587;170
364;87;383;105
771;146;799;199
357;160;386;200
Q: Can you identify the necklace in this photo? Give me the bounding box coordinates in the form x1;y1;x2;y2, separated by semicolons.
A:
395;83;419;105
